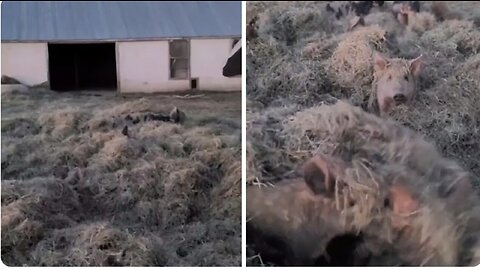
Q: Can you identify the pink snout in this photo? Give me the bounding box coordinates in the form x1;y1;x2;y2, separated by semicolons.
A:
393;93;407;105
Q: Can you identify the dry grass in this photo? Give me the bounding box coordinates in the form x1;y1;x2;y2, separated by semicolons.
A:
247;0;480;185
247;1;480;266
327;25;388;92
1;87;241;266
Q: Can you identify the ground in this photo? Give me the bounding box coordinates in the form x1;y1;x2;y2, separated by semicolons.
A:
1;86;241;266
246;1;480;266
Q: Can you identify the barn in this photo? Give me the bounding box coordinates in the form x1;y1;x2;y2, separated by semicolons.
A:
1;1;242;93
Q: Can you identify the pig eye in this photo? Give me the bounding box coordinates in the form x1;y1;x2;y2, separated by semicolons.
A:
388;75;392;80
404;75;409;81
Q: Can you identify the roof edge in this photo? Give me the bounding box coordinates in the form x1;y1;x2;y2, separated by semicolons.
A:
1;35;242;43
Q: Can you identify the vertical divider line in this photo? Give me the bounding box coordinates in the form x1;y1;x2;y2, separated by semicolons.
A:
241;0;247;268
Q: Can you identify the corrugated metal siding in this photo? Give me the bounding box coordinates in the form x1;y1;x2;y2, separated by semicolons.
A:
1;1;242;41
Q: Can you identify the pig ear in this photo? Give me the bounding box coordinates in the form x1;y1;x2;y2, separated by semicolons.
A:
409;54;423;77
349;16;365;31
302;155;336;195
388;184;420;229
439;176;472;204
373;52;388;72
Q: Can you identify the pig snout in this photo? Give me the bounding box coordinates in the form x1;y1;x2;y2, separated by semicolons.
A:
393;93;407;105
377;80;416;113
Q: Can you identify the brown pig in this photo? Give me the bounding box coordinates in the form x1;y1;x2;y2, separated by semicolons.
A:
370;52;423;116
431;2;462;21
246;155;421;266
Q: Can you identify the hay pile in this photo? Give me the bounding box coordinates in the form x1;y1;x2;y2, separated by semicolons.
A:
327;25;388;91
247;1;480;185
247;2;342;107
1;89;241;266
247;1;480;266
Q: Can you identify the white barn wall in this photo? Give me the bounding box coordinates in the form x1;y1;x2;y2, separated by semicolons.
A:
1;43;48;86
1;39;240;93
190;39;241;91
117;41;190;93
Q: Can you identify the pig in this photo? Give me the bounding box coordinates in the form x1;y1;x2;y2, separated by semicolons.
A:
246;17;257;41
398;5;437;33
246;155;421;266
431;2;462;21
325;1;385;30
369;52;423;116
349;16;366;31
392;1;420;17
169;106;185;123
326;2;385;19
395;1;461;25
391;1;422;28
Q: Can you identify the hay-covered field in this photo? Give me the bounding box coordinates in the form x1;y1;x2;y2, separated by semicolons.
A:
1;87;241;266
247;1;480;266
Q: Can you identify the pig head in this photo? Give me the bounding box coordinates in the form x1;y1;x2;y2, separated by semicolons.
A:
371;52;423;116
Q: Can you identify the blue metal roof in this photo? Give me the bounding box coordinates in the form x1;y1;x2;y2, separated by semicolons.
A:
1;1;242;41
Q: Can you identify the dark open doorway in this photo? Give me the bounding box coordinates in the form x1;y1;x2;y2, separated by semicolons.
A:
191;78;198;90
48;43;117;91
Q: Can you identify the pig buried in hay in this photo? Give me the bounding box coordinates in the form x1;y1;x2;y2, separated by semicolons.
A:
246;101;480;266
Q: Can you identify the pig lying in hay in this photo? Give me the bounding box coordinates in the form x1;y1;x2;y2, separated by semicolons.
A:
396;4;437;34
246;101;480;266
328;27;424;116
368;51;423;116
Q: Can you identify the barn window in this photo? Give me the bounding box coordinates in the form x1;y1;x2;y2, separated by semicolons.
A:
169;40;189;79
